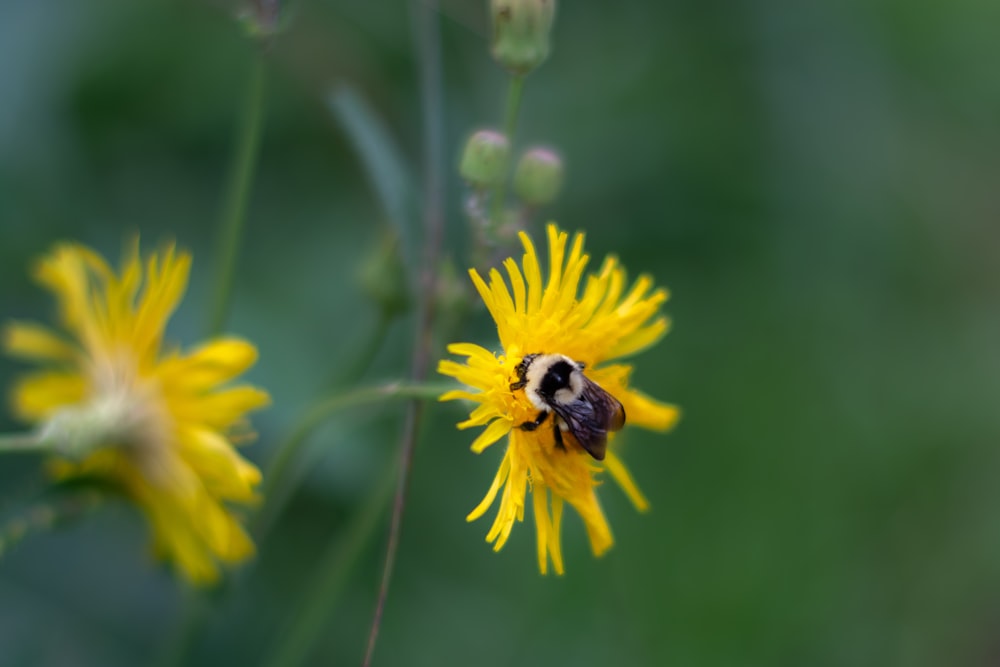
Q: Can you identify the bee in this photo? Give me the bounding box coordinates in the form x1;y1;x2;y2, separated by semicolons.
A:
509;353;626;461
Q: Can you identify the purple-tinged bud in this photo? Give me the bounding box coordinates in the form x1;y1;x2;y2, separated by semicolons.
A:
513;147;564;206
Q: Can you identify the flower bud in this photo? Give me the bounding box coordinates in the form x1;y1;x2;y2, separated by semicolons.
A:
459;130;510;187
490;0;557;75
513;147;564;206
359;231;410;318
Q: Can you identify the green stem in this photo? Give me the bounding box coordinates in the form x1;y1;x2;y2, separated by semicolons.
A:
361;1;446;664
488;74;525;229
154;380;451;667
0;433;46;454
261;458;398;667
208;49;268;336
251;381;453;540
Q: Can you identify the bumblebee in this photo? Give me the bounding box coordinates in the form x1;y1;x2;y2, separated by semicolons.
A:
509;353;625;461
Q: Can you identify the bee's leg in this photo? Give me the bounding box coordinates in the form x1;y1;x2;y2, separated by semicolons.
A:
517;411;549;431
552;422;566;451
509;360;531;391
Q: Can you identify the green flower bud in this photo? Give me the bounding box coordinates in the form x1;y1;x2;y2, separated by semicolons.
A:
513;147;564;206
359;232;410;318
490;0;557;75
459;130;510;187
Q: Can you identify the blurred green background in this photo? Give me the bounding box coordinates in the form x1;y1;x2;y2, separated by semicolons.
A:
2;0;1000;665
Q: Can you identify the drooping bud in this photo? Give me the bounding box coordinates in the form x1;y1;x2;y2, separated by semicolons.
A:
513;147;564;206
459;130;510;187
490;0;557;75
359;231;411;318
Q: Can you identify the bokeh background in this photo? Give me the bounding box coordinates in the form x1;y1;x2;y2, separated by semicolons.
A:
2;0;1000;665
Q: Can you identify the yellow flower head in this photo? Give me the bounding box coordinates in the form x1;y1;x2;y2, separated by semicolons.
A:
438;224;679;574
3;241;270;584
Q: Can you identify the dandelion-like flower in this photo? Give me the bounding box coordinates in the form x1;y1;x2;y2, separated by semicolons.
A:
438;224;679;574
3;241;269;584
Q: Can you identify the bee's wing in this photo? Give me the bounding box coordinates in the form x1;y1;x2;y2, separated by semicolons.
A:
551;379;625;461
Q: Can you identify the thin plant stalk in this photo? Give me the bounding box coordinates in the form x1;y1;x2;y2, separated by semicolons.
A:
208;49;268;336
362;1;446;664
260;459;398;667
487;74;525;229
154;381;450;667
251;381;452;541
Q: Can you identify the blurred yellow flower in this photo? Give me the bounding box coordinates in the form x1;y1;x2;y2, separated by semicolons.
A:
438;224;679;574
3;241;269;584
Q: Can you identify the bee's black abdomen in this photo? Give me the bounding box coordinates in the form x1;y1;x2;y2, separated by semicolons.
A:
539;360;574;398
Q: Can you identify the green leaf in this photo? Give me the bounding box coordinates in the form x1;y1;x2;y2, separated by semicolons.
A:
326;84;418;271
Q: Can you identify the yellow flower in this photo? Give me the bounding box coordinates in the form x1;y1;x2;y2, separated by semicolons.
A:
3;241;270;584
438;224;679;574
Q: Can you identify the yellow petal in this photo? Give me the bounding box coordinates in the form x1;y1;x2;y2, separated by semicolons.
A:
518;230;543;314
438;389;481;403
133;246;191;359
468;269;498;323
2;322;78;362
169;386;270;430
608;315;669;359
503;257;526;314
467;453;511;522
543;225;567;302
490;452;528;551
603;449;649;512
469;417;512;453
437;360;494;392
620;390;681;432
445;342;495;361
175;424;261;502
457;401;502;429
129;464;221;584
9;370;87;421
159;338;259;391
567;491;613;557
532;486;552;574
33;245;104;345
134;461;255;584
488;267;516;319
549;495;565;575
